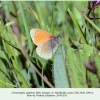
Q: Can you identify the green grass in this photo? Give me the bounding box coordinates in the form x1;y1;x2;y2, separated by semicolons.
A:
0;1;100;88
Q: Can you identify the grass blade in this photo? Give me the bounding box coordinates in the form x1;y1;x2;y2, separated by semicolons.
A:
19;1;33;52
67;8;87;44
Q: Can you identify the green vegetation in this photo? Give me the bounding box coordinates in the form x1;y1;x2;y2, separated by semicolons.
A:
0;1;100;88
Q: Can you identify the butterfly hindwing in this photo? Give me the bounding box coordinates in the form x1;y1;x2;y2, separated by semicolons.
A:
36;36;61;59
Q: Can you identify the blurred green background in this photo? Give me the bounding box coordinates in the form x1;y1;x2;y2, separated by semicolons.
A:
0;1;100;88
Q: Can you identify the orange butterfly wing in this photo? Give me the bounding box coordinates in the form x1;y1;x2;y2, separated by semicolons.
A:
30;29;53;45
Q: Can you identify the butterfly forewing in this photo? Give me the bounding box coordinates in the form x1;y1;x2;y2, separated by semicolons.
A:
30;29;53;45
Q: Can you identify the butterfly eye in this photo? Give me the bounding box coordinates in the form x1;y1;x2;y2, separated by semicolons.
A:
57;35;61;40
59;36;61;39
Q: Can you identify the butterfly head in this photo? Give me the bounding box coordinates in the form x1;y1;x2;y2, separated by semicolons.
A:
55;35;61;44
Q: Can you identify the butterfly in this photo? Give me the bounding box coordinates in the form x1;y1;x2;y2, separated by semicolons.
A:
30;28;61;59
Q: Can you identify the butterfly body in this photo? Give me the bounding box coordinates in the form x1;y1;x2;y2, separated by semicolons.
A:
30;29;61;59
